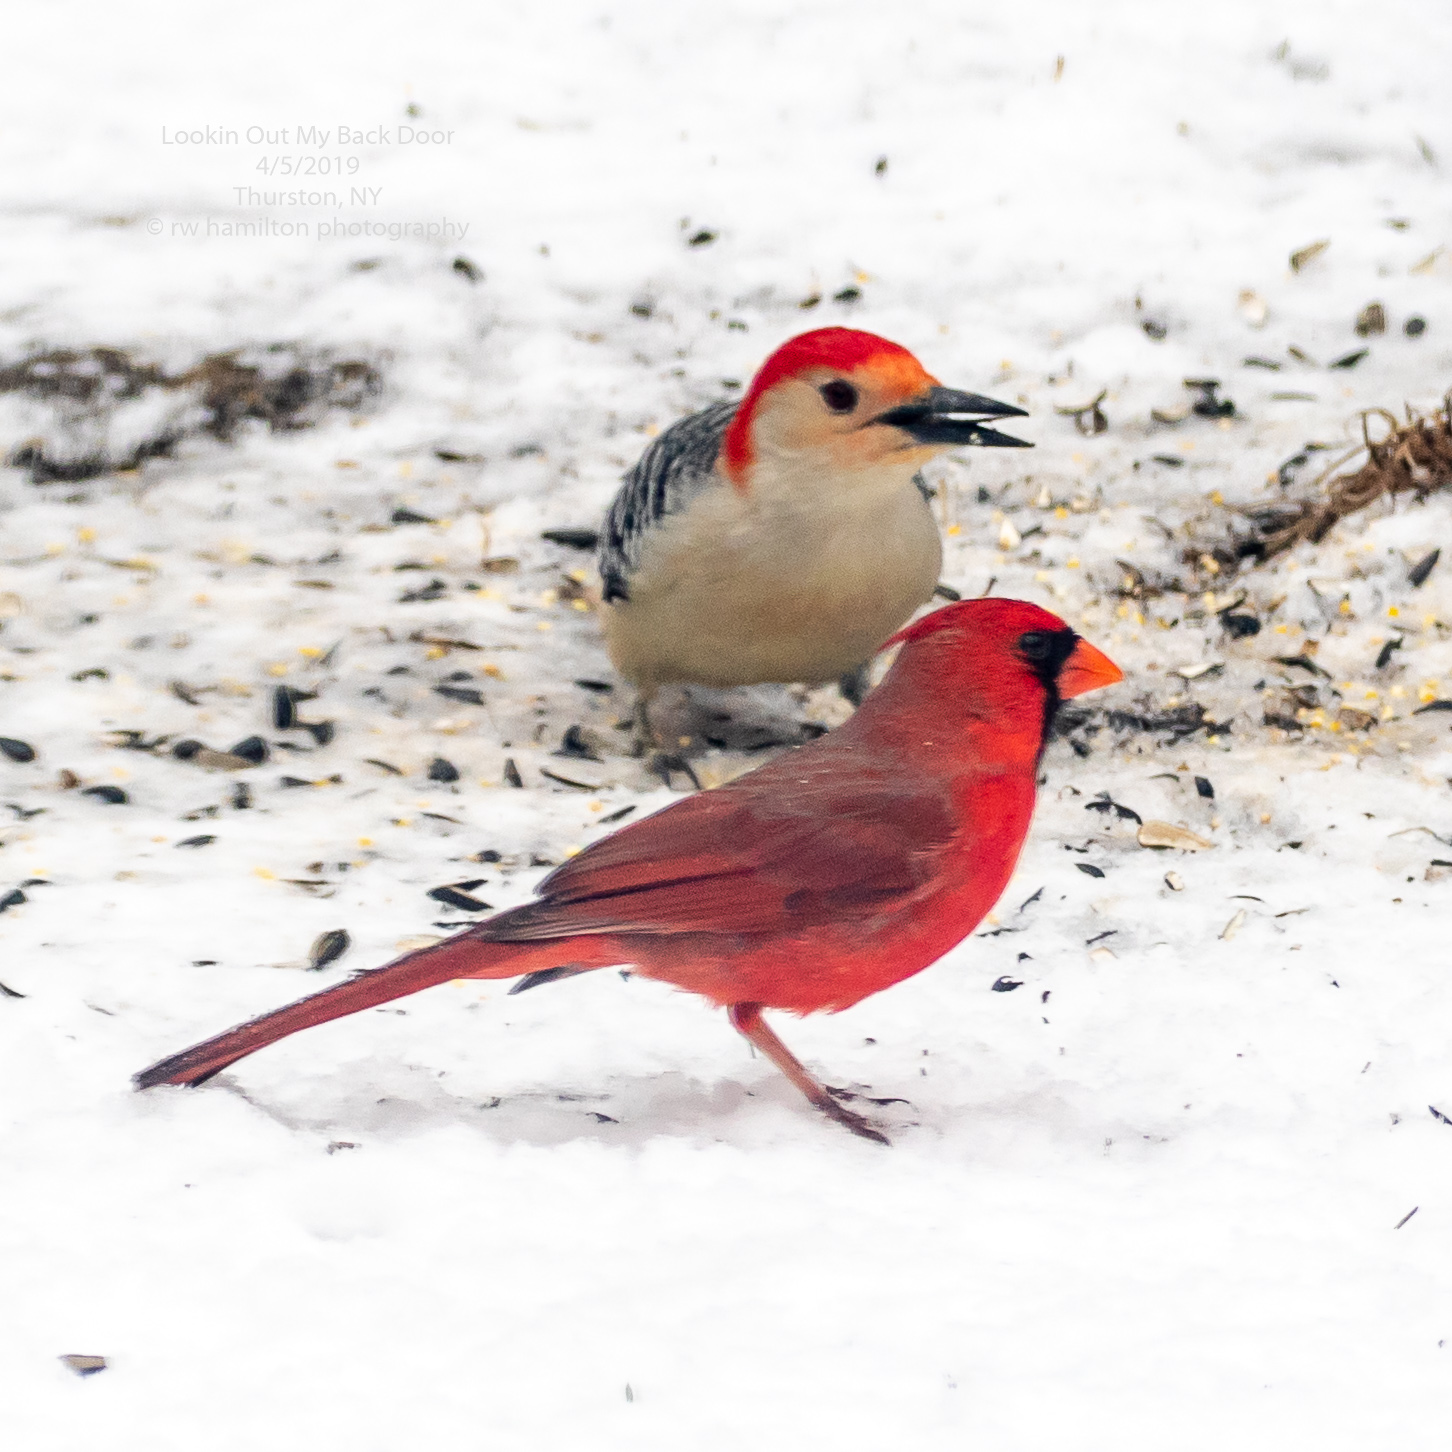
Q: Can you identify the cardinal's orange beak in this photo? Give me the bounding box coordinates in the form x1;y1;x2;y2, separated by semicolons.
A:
1058;636;1123;699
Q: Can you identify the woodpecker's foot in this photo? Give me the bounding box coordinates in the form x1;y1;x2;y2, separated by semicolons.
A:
647;751;702;791
837;661;873;709
627;692;660;758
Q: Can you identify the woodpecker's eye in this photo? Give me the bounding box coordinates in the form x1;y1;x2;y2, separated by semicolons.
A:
820;380;859;413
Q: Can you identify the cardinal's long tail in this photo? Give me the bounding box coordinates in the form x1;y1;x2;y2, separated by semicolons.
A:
134;923;620;1090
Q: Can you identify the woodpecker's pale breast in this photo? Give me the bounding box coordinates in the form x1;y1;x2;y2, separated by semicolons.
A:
600;414;941;689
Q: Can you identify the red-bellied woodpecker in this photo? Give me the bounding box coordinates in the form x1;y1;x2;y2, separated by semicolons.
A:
598;327;1029;741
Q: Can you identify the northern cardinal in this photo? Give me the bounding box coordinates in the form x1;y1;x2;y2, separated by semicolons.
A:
597;327;1029;731
136;599;1121;1143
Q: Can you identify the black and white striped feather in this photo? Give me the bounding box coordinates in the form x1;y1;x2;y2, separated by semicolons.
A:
599;400;737;603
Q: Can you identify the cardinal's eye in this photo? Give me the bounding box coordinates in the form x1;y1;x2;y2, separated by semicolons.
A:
1017;630;1054;662
820;379;859;413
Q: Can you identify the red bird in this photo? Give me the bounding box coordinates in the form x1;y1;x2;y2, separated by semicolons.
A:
136;600;1121;1143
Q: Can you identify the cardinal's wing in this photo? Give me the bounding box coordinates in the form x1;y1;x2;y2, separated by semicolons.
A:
485;764;958;941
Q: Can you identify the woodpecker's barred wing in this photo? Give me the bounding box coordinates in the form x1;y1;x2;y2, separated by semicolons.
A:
599;399;737;603
478;763;958;940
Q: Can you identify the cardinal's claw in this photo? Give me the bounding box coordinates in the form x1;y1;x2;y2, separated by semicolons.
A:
819;1095;891;1145
823;1084;911;1109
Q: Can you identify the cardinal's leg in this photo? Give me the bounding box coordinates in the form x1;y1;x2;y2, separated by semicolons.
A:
727;1002;889;1145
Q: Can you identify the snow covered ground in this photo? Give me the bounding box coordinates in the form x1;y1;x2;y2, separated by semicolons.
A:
4;2;1452;1447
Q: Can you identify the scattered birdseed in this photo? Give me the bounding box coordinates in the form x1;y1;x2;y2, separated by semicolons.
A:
399;578;448;602
273;686;306;729
435;684;485;706
1409;549;1440;588
1085;794;1141;823
427;884;492;912
1289;239;1329;272
1054;389;1108;436
1138;821;1213;850
1354;303;1386;337
540;767;599;791
555;725;602;762
228;736;269;765
59;1355;107;1377
1183;378;1235;418
308;929;351;970
1238;290;1269;326
540;528;600;550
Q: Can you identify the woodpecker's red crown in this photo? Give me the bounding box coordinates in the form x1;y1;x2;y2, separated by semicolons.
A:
720;328;937;484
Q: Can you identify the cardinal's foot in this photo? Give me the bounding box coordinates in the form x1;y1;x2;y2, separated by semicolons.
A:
815;1090;891;1145
824;1084;912;1109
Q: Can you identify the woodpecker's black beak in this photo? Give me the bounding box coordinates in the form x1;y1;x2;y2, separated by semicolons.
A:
876;385;1031;448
